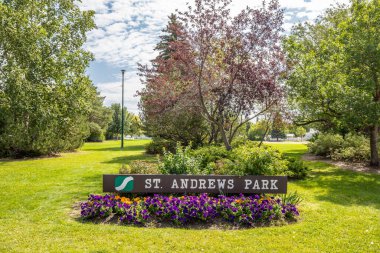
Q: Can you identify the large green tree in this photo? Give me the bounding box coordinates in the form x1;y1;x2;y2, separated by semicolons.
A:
105;103;140;140
0;0;96;156
86;94;113;142
284;0;380;166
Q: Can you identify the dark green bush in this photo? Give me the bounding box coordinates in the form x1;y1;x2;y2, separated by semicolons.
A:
145;138;176;155
86;122;105;142
285;157;310;179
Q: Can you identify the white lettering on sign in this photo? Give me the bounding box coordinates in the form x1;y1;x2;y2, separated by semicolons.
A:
199;179;206;189
153;178;160;189
227;179;234;189
208;179;215;189
145;178;151;189
171;179;179;189
217;179;226;189
190;179;198;189
180;179;189;189
244;179;252;189
253;180;260;189
270;180;278;190
262;180;269;190
105;175;286;193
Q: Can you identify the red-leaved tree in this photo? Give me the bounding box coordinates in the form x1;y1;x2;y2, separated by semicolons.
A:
139;0;285;150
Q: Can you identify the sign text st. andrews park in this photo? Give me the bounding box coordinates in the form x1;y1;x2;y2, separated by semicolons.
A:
103;175;287;194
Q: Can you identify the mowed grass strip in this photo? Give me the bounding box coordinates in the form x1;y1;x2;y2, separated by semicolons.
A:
0;141;379;252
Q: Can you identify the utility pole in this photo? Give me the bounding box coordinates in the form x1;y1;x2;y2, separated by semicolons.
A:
121;69;125;149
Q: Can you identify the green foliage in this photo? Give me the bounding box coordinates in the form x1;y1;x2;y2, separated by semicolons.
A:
294;127;307;139
331;134;370;162
281;192;303;206
127;115;143;137
309;133;371;162
86;94;112;142
285;157;310;179
158;144;206;175
232;145;288;176
207;158;237;175
106;104;122;140
271;129;286;141
87;122;105;142
145;138;176;155
191;145;230;168
248;120;270;141
284;0;380;164
152;140;310;177
308;133;344;157
0;0;96;157
105;104;140;140
120;161;159;174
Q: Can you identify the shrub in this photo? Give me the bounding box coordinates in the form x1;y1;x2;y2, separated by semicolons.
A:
309;132;371;162
155;143;309;178
145;138;176;155
285;157;310;179
158;144;206;175
308;133;344;157
331;134;370;162
207;158;237;175
191;143;310;177
120;161;159;174
86;122;105;142
232;145;288;175
191;145;231;168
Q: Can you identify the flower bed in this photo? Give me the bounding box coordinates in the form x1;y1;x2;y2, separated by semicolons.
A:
80;193;299;227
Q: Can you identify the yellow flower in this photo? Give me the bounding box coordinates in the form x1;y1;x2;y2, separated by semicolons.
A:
120;197;131;204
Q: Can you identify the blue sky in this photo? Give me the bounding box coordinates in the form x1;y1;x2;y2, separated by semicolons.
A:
79;0;349;114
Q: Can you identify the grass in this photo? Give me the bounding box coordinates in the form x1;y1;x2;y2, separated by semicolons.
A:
0;140;379;252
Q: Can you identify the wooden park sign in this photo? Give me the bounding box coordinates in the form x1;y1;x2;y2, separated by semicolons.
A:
103;175;287;194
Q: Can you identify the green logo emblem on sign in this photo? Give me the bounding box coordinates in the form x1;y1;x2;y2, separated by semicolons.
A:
114;176;134;192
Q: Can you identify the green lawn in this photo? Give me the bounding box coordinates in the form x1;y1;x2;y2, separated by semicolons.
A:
0;140;379;252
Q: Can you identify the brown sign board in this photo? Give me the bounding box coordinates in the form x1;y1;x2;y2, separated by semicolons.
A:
103;174;287;194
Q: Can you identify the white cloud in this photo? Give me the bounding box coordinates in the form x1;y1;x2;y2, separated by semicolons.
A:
96;77;143;113
79;0;350;113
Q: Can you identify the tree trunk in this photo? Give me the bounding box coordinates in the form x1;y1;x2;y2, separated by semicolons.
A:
258;121;271;148
369;124;379;167
219;124;232;151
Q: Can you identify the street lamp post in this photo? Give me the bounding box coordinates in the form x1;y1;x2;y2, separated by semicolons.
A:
121;69;125;149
